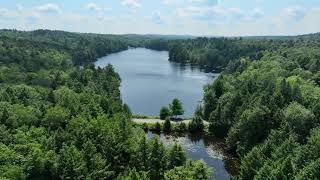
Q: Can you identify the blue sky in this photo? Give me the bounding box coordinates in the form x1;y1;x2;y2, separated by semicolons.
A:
0;0;319;36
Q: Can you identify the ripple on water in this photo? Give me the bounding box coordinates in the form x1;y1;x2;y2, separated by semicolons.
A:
206;144;225;160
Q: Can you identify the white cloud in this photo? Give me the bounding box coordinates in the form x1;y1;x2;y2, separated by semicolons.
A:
163;0;175;5
251;8;264;19
121;0;141;9
86;3;102;12
284;6;306;20
36;4;61;14
0;7;18;19
0;8;11;17
174;5;244;21
175;6;210;17
152;11;164;24
16;4;24;12
189;0;207;3
0;1;319;37
229;8;242;14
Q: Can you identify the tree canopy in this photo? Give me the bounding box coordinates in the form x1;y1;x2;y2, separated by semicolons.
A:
193;34;320;179
0;29;212;180
169;98;184;118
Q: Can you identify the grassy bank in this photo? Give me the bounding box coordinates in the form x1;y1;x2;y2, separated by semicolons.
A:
132;114;160;119
133;121;209;134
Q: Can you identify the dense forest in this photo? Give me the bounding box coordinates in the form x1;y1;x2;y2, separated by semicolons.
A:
0;29;138;66
197;35;320;179
168;38;274;72
0;30;212;179
145;34;320;73
2;28;320;179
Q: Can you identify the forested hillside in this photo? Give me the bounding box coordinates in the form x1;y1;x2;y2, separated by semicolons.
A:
199;37;320;179
0;29;135;66
2;29;320;179
165;34;320;72
0;30;211;179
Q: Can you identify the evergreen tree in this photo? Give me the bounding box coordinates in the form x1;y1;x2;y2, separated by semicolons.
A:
149;136;167;179
1;108;9;124
188;116;204;132
168;143;186;169
154;122;161;133
135;136;149;171
58;144;88;179
163;118;172;133
169;99;184;119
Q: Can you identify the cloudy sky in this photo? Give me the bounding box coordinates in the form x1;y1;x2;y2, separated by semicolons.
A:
0;0;319;36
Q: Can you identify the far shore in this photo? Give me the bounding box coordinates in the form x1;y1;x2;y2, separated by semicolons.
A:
132;118;209;125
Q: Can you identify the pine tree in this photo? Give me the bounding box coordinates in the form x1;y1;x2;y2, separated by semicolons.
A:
1;108;9;124
168;143;186;169
149;136;167;179
163;118;171;133
135;136;149;171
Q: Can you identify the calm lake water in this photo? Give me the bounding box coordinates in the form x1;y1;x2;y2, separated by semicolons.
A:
95;48;236;179
95;48;218;117
147;131;238;180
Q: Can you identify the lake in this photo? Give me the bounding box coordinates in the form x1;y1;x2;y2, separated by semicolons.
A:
147;131;238;180
95;48;236;179
95;48;218;117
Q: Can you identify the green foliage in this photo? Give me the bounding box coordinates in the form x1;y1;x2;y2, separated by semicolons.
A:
168;143;186;169
152;122;162;133
0;30;212;180
43;106;70;130
282;102;316;142
226;105;270;155
295;158;320;179
58;144;87;179
164;160;212;180
168;37;272;72
169;98;184;118
145;39;169;51
197;36;320;179
163;118;172;133
160;106;171;120
188;116;204;132
119;168;149;180
149;135;167;179
174;122;187;133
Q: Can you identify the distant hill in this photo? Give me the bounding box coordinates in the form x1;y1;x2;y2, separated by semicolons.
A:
296;32;320;40
123;34;196;40
238;32;320;40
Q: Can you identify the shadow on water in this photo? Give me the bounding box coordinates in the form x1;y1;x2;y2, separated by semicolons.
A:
146;131;239;180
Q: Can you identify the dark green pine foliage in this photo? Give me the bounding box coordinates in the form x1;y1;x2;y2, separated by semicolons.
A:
163;118;172;133
198;35;320;179
149;136;167;180
0;29;212;180
168;143;186;169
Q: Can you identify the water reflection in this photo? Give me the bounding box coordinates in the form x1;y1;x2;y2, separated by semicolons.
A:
95;48;218;117
147;131;239;180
